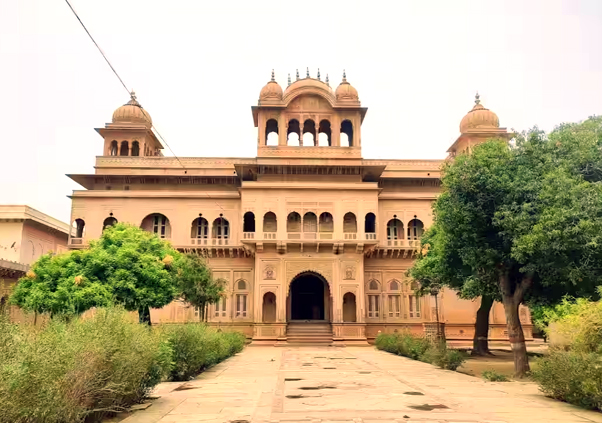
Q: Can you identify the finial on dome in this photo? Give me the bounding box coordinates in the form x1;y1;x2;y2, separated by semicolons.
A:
296;69;300;80
271;69;275;82
287;73;291;86
306;67;310;78
317;68;321;81
326;74;329;86
342;70;347;82
127;90;140;106
475;91;480;105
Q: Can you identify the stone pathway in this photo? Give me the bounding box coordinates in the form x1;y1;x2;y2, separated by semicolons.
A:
121;346;602;423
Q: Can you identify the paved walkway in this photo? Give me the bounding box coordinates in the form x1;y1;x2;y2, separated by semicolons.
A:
122;346;602;423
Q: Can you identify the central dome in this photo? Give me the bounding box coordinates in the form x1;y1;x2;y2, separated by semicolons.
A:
112;92;152;127
459;93;499;133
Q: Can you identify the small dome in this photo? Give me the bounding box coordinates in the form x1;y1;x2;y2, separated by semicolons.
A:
459;93;499;133
335;71;359;102
259;70;283;101
112;92;152;127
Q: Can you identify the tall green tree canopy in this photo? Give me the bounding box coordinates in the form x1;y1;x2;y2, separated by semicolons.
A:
175;253;225;321
11;223;181;323
410;116;602;376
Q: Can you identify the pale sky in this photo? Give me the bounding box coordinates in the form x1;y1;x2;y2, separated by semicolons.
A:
1;0;601;223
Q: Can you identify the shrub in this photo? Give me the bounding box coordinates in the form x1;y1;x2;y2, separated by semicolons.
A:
162;324;245;381
375;333;465;371
0;308;172;423
532;350;602;410
482;370;510;382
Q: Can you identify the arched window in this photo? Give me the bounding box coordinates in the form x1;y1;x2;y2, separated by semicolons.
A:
410;281;419;291
141;213;170;238
387;219;403;240
318;120;331;146
73;218;85;238
287;212;301;232
102;216;117;230
287;119;300;146
319;212;333;232
302;119;316;146
341;120;353;147
263;212;277;233
266;119;278;146
109;140;118;156
262;292;276;323
343;292;357;323
235;279;248;318
388;280;401;318
367;280;380;318
131;141;140;156
343;212;357;233
407;218;424;240
191;217;209;239
213;217;229;239
368;280;380;291
303;212;317;232
120;141;129;156
365;212;376;234
243;212;255;233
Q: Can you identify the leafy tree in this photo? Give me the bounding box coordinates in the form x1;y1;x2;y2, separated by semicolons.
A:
410;117;602;377
410;226;500;356
11;223;181;325
174;253;225;321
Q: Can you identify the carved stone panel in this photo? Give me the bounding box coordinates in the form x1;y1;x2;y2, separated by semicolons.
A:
285;260;333;294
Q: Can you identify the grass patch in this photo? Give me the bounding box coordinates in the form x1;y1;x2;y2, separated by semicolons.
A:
482;370;510;382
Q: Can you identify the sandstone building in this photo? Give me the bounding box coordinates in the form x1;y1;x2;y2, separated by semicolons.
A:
0;205;70;321
66;71;533;344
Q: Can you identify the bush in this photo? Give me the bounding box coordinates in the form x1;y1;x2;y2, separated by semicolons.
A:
375;332;465;371
0;308;172;423
532;350;602;410
482;370;510;382
162;324;245;381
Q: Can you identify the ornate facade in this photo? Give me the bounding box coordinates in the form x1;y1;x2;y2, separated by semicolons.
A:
67;71;533;344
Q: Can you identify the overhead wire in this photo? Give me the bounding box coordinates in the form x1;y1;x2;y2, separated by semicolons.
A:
64;0;229;212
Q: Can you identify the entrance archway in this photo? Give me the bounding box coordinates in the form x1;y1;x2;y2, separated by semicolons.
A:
287;272;331;322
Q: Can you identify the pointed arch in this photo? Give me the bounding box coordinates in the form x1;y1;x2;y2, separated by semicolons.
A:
141;213;170;238
387;218;403;240
243;211;255;233
212;217;229;240
131;141;140;156
341;120;353;147
109;140;118;156
120;141;129;156
266;119;278;146
318;120;331;146
287;119;301;146
407;218;424;240
287;212;301;232
263;212;277;233
302;119;316;146
343;212;357;233
191;217;209;239
102;216;117;230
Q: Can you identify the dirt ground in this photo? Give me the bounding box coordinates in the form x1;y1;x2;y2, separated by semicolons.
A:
456;349;546;380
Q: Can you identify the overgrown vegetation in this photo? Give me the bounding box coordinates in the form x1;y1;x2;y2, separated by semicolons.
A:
375;332;466;371
532;292;602;411
162;324;245;381
10;224;225;325
0;308;245;423
482;370;510;382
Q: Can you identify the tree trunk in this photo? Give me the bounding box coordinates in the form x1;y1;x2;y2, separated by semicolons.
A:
499;272;531;378
138;305;151;326
472;295;494;356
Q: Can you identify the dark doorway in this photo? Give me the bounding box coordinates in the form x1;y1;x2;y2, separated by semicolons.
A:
289;273;328;321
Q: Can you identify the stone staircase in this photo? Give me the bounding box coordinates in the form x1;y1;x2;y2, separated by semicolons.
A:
286;322;333;345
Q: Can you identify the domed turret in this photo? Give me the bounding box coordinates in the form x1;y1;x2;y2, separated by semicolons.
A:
459;93;499;133
259;70;283;101
335;70;359;102
112;92;152;127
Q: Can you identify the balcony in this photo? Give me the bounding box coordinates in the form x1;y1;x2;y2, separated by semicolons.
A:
211;237;230;246
69;237;84;245
243;232;255;239
190;237;209;246
386;239;421;248
263;232;277;239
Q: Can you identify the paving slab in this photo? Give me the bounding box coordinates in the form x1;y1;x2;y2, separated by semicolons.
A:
120;346;602;423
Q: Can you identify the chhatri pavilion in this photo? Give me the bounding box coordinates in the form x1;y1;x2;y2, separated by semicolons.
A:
66;70;533;344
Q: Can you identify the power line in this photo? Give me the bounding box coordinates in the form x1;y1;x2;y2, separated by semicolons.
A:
64;0;227;212
64;0;186;170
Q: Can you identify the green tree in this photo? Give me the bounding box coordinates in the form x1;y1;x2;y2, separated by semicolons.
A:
174;253;225;321
11;223;181;325
410;117;602;377
410;226;500;356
